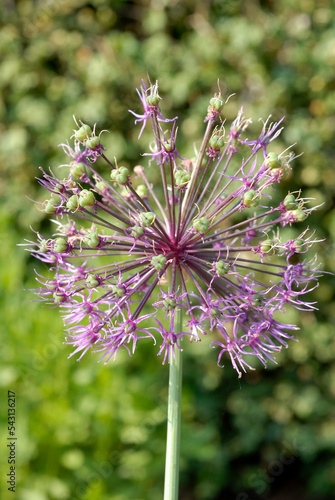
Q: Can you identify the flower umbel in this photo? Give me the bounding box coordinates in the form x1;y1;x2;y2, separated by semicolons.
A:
26;80;322;377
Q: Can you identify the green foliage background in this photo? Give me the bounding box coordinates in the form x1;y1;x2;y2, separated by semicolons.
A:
1;1;334;499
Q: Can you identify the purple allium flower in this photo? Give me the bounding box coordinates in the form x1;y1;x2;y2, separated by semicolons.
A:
26;80;323;377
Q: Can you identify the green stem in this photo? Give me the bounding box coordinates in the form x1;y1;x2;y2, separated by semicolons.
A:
164;308;183;500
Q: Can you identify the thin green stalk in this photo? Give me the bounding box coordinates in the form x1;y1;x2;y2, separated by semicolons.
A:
164;306;183;500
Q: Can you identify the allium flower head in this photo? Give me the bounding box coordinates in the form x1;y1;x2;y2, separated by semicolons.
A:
26;80;322;377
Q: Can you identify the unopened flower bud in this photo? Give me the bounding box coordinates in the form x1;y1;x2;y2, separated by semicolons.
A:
66;195;79;211
79;189;95;208
151;255;166;271
53;237;68;253
193;217;210;234
74;124;92;142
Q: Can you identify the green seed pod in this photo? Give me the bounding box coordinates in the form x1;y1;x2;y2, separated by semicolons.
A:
290;208;307;222
193;217;210;234
44;199;57;214
243;189;259;207
209;134;219;149
283;194;297;210
86;136;100;149
66;195;79;211
71;161;86;179
252;293;263;306
139;212;155;227
260;239;273;253
136;184;148;198
163;141;173;152
131;225;144;238
146;94;160;106
210;307;219;318
86;273;99;288
210;96;225;112
115;173;128;184
39;241;50;252
53;291;65;304
216;260;230;276
174;170;191;187
79;189;95;208
83;231;100;248
110;169;117;182
151;255;166;271
95;180;108;191
265;152;281;169
293;238;306;252
163;297;177;310
53;237;67;254
74;124;92;142
111;285;125;297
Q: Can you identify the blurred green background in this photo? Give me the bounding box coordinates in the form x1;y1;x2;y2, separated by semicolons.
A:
1;0;335;499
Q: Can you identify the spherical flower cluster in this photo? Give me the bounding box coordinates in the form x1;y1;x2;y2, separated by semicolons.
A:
26;80;322;377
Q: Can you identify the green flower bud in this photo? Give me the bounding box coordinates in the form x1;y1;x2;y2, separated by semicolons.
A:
243;189;259;208
283;194;297;210
44;199;57;214
131;225;144;238
175;170;191;187
111;285;125;297
83;231;100;248
193;217;210;234
86;273;99;288
139;212;155;227
53;237;67;254
66;195;79;211
216;260;229;276
79;189;95;208
265;152;280;169
136;184;147;198
71;162;86;179
151;255;166;271
86;136;100;149
74;124;92;142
